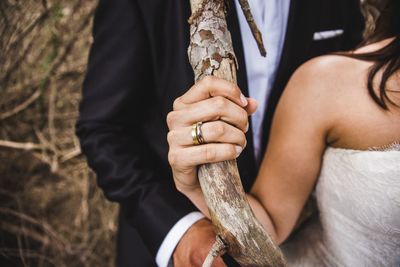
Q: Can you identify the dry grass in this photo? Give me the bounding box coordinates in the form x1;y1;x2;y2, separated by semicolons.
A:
0;0;118;266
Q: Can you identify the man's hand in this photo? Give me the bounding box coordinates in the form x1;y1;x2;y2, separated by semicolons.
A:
173;219;227;267
168;77;257;266
167;76;258;194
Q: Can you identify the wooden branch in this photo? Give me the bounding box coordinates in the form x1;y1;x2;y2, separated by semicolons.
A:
237;0;267;57
0;90;41;120
0;207;70;252
202;235;227;267
0;140;43;151
60;147;81;162
188;0;286;266
35;127;59;172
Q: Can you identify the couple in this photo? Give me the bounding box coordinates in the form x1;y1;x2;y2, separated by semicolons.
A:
76;0;399;266
167;0;400;266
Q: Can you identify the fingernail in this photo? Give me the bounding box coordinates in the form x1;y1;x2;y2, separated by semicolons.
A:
240;93;248;106
252;98;258;110
235;146;243;157
245;123;249;132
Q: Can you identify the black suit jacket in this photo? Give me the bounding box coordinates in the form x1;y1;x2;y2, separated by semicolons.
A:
76;0;363;266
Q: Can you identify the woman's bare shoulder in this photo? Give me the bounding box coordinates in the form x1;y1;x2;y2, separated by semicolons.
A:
285;54;363;101
280;54;369;138
293;54;363;84
290;38;395;94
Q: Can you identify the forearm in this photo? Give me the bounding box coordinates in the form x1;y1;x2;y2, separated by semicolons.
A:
181;187;210;217
246;194;279;243
180;188;280;244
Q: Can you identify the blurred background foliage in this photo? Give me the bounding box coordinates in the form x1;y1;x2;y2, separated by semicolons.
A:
0;0;118;266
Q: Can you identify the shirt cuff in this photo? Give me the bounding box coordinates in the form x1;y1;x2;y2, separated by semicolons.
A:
156;212;205;267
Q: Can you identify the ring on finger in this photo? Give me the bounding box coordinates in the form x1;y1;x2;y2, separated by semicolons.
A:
191;122;206;145
196;122;206;144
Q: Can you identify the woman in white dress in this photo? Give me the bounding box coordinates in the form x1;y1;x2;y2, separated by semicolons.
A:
166;0;400;265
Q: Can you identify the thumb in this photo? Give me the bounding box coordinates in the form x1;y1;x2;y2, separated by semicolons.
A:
245;97;258;115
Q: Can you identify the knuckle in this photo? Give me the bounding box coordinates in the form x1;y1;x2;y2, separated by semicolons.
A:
173;97;182;110
229;83;241;96
240;132;247;146
166;111;176;129
202;75;214;87
239;110;248;127
168;150;178;167
203;146;217;162
166;131;175;145
213;96;227;111
212;121;226;139
228;145;237;157
166;112;173;128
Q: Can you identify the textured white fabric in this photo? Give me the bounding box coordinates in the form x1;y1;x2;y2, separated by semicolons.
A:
235;0;290;160
282;146;400;266
156;212;204;267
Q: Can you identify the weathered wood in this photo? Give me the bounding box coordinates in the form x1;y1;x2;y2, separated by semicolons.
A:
202;235;226;267
237;0;267;57
187;0;287;266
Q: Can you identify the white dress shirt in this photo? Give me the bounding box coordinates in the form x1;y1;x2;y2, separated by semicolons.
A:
156;1;290;266
236;0;290;160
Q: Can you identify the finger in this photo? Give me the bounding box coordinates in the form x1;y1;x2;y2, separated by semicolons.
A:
245;97;258;115
167;121;247;148
168;96;249;131
168;143;243;170
174;76;247;110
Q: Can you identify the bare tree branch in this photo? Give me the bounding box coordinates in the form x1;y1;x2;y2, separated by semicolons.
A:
0;140;43;151
202;236;227;267
0;90;41;120
237;0;267;56
61;147;81;162
188;0;286;265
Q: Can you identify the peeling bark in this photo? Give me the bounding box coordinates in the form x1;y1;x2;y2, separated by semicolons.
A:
188;0;287;266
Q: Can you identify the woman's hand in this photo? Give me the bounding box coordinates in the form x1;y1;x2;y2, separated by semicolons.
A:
167;76;257;194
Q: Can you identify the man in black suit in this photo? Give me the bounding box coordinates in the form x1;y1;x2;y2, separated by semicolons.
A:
76;0;363;266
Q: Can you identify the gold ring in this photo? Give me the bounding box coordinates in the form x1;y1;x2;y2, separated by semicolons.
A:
196;122;205;144
192;122;205;145
192;122;200;145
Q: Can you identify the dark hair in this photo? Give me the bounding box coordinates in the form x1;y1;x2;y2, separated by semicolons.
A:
346;0;400;109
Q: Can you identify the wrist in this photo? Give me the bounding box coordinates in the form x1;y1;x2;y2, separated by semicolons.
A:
173;173;209;216
173;174;201;194
183;186;203;199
